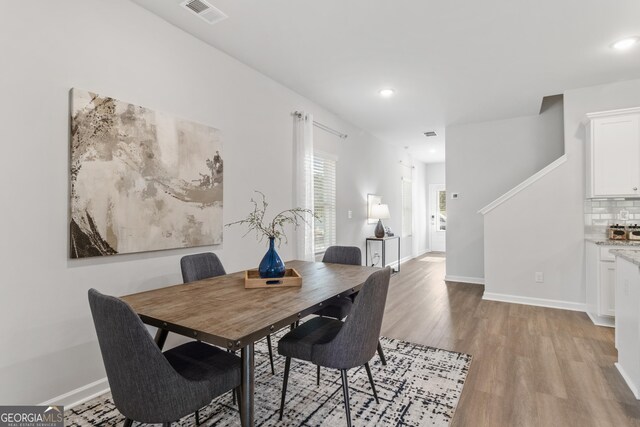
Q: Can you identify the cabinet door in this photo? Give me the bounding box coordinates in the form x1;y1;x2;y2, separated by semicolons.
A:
599;261;616;317
585;242;599;315
593;114;640;197
615;257;640;389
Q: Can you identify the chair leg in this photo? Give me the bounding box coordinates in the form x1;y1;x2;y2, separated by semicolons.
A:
364;362;379;404
279;356;292;421
123;419;133;427
316;364;321;386
267;334;275;375
340;369;352;427
195;409;200;425
377;341;387;366
235;387;242;413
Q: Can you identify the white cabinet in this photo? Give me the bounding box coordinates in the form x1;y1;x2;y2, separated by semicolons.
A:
586;108;640;198
599;261;616;316
615;255;640;399
585;241;616;326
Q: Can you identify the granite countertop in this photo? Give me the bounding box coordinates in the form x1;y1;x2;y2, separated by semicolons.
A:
585;237;640;246
611;249;640;266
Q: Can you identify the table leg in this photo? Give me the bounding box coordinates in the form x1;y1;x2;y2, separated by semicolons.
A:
241;343;255;427
154;328;168;350
397;237;401;273
366;241;369;267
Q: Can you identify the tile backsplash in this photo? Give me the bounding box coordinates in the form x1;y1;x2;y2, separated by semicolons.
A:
585;199;640;236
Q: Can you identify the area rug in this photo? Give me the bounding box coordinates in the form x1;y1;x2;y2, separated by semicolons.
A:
65;335;471;426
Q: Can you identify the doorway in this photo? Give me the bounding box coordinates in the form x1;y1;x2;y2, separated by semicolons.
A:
429;184;446;252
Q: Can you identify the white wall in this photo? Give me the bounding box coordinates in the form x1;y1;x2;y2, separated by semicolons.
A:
314;128;421;267
0;0;427;405
445;97;564;281
411;162;429;257
425;163;446;188
421;163;445;253
484;78;640;306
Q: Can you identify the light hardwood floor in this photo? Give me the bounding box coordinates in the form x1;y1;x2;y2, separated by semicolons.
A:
381;253;640;427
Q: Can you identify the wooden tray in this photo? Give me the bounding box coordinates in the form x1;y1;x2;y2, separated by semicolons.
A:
244;268;302;288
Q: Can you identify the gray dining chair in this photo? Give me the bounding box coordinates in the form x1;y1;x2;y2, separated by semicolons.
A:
180;252;276;376
278;267;391;427
316;246;387;369
180;252;226;283
88;289;241;427
315;246;361;319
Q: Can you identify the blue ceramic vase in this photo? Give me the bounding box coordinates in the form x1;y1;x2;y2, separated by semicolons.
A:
259;237;286;278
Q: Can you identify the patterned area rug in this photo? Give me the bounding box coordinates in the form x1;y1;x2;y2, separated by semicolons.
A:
66;335;471;426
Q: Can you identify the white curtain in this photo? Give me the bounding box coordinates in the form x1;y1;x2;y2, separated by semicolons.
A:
294;112;315;261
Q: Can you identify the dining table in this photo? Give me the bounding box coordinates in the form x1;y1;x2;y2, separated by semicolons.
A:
120;259;380;427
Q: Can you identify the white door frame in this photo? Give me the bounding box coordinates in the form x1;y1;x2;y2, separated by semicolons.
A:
429;184;446;252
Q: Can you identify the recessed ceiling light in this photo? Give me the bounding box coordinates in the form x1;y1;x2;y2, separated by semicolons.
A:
612;37;639;51
379;88;395;98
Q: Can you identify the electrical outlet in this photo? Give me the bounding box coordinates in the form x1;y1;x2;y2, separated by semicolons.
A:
620;209;630;221
374;252;380;257
348;210;353;219
535;272;544;283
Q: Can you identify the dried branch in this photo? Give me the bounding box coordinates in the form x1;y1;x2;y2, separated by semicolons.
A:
226;191;319;246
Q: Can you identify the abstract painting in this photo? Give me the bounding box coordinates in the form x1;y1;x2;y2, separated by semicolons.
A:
70;88;223;258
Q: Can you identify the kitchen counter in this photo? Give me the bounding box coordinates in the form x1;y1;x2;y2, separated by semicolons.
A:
585;237;640;246
612;249;640;266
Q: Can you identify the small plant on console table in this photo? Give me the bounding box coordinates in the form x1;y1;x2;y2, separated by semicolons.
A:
226;191;318;278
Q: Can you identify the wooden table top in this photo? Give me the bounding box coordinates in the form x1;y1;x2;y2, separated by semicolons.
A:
121;260;380;350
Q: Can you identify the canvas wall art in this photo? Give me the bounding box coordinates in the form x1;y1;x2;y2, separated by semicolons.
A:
69;88;223;258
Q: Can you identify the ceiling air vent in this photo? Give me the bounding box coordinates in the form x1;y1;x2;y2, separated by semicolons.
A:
181;0;228;25
424;131;437;137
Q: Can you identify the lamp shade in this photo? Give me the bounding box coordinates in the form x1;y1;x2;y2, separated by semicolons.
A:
370;203;390;219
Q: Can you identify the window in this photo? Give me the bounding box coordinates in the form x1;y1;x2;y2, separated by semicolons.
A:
313;153;337;253
438;190;447;231
402;179;412;237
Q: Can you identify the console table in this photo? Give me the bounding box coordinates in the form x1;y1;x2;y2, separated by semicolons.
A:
365;236;401;273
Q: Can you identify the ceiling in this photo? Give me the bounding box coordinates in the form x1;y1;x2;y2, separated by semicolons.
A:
131;0;640;163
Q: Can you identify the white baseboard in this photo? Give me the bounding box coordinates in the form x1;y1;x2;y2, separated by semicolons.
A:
39;377;109;410
482;292;586;312
379;249;433;268
415;248;431;257
616;363;640;399
444;275;485;285
399;255;414;265
586;311;615;328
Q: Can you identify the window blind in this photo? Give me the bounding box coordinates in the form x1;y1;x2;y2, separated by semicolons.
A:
313;154;337;253
402;179;413;237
